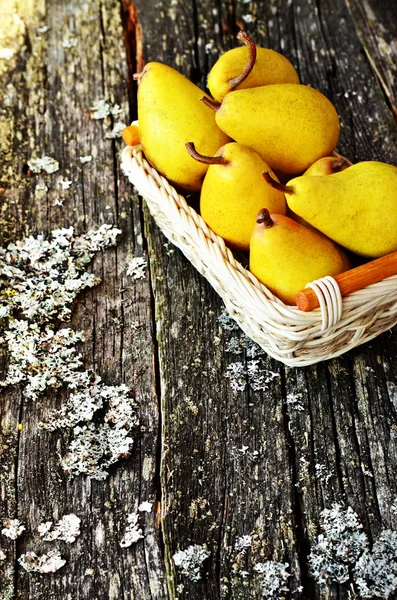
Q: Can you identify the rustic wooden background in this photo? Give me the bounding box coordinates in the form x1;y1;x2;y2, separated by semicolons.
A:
1;0;397;598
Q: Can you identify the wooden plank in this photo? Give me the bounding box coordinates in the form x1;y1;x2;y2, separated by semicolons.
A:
145;212;301;598
132;0;302;595
1;0;397;598
131;0;397;597
0;0;166;598
345;0;397;118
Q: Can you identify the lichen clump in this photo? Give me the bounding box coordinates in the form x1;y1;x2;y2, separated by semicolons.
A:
309;504;397;598
18;550;66;574
119;513;143;548
173;544;210;581
253;561;291;598
38;514;81;544
0;225;139;479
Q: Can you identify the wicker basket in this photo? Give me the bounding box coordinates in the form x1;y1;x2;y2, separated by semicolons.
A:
121;143;397;367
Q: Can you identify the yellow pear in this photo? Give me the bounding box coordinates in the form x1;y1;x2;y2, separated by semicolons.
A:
135;62;230;191
208;30;299;103
303;155;350;176
206;83;340;176
289;155;350;227
264;162;397;258
186;142;286;252
249;209;351;305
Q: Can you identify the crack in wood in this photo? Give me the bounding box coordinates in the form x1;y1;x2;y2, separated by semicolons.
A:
121;0;142;116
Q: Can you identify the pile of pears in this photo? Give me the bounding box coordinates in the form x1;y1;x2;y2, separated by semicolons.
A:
128;31;397;306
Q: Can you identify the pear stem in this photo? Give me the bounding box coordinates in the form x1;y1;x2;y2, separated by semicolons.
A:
133;71;144;83
262;171;294;194
332;150;353;167
256;208;274;228
227;30;257;91
331;157;347;171
185;142;228;165
200;96;221;111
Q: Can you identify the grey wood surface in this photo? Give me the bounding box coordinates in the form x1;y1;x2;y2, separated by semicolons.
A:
1;0;397;599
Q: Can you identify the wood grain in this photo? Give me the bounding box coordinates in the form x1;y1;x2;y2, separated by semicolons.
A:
0;1;165;598
345;0;397;119
1;0;397;598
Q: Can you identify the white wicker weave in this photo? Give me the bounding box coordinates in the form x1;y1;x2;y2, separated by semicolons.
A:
121;144;397;367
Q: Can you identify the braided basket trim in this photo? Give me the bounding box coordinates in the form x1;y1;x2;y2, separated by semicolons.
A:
121;144;397;367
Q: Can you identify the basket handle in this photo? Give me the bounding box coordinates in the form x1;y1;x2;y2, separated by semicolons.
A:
296;250;397;312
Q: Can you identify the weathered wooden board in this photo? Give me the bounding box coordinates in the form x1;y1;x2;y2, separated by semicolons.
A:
0;1;165;599
0;0;397;598
345;0;397;118
134;0;397;598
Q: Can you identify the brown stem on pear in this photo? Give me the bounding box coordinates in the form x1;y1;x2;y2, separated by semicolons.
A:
200;96;221;111
133;71;145;84
331;157;346;170
227;30;257;91
262;171;294;194
332;150;353;167
185;142;228;165
256;208;274;228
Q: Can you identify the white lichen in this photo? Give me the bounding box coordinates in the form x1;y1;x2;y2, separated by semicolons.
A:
27;156;59;174
308;504;397;597
119;513;143;547
253;561;291;598
353;530;397;598
173;544;210;581
224;337;243;354
79;155;92;164
1;519;25;540
219;310;278;391
105;122;127;139
285;392;305;411
225;362;247;392
0;225;137;479
234;535;252;553
41;383;136;431
60;417;137;480
0;550;6;560
3;323;88;401
125;256;147;280
0;224;120;325
58;178;72;190
246;360;270;391
308;504;368;585
0;48;15;60
89;99;122;120
225;360;279;392
138;501;152;513
55;382;138;480
217;309;240;332
18;550;66;573
62;38;78;48
38;514;81;544
314;463;332;484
